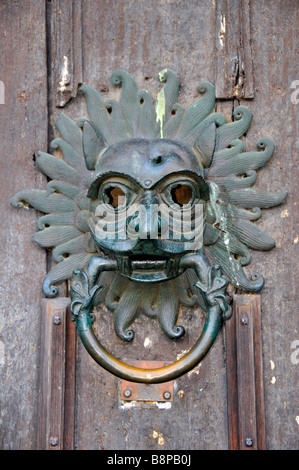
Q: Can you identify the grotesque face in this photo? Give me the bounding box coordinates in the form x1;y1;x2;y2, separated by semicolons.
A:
88;138;209;283
12;69;286;346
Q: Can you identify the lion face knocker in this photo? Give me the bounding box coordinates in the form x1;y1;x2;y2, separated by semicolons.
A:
88;138;209;283
12;70;287;383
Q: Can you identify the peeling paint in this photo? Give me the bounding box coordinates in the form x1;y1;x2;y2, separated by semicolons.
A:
155;69;167;138
154;402;171;410
144;337;152;348
219;14;226;48
187;363;201;377
295;416;299;426
155;87;165;138
59;55;70;92
271;376;276;384
176;349;189;360
153;430;165;445
120;400;171;410
280;208;289;218
293;236;298;244
178;389;184;398
270;359;275;370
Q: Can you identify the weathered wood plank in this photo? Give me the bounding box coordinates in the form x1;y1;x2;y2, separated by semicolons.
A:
225;298;239;450
49;0;83;108
215;0;254;99
42;0;299;452
63;303;77;450
236;302;258;449
244;0;299;449
252;296;266;450
38;299;67;450
0;0;48;450
71;0;228;451
225;295;265;450
38;298;75;450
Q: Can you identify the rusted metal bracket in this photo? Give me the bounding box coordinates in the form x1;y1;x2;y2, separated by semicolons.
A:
37;298;76;450
120;361;173;402
225;294;266;450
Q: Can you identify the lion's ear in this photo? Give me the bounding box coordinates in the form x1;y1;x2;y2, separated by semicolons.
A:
81;120;105;170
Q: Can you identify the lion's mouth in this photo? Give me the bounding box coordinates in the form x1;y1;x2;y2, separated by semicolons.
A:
116;254;182;283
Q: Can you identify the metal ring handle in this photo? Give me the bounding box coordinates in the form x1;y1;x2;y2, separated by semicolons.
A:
71;254;231;383
75;303;222;383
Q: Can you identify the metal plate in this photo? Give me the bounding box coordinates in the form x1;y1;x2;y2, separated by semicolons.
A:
120;361;173;402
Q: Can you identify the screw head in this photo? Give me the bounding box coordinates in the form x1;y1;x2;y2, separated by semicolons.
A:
241;317;248;325
245;437;253;447
163;391;171;400
50;436;59;447
124;389;131;398
53;315;61;325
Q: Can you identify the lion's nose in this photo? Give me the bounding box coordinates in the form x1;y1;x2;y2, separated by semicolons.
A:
126;191;166;240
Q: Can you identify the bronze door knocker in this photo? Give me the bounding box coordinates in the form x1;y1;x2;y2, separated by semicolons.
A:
12;70;287;382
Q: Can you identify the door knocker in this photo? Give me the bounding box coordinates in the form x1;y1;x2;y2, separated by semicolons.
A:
11;69;287;383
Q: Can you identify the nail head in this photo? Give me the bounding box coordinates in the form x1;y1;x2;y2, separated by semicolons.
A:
245;437;253;447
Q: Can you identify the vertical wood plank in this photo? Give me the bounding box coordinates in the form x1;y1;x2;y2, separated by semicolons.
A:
38;298;75;450
49;0;83;108
215;0;254;99
236;303;257;449
0;0;48;450
225;295;266;450
225;299;239;450
73;0;229;451
63;303;77;450
252;296;266;450
244;0;299;449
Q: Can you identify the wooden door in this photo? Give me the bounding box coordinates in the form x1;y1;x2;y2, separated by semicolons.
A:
1;0;298;451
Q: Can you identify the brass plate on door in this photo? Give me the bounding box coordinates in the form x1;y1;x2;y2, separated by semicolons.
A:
120;361;173;401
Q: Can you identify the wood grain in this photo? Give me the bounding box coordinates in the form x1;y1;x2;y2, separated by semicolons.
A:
0;0;48;450
49;0;83;108
38;298;75;450
215;0;254;99
225;295;265;450
1;0;298;451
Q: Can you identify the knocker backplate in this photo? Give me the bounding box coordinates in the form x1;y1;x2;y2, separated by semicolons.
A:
120;361;173;402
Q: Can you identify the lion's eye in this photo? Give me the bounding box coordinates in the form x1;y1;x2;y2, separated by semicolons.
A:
161;180;199;208
98;182;137;210
170;184;193;206
104;186;126;208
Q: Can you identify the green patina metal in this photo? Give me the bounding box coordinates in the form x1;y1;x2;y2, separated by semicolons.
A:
11;69;287;382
